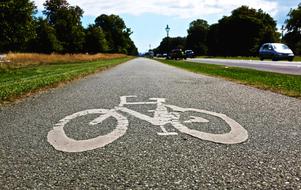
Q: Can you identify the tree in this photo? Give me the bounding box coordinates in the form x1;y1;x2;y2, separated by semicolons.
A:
95;14;134;53
43;0;85;53
84;25;108;54
186;19;209;55
43;0;69;24
154;37;186;54
208;6;279;56
28;18;62;53
0;0;36;52
283;3;301;55
126;38;138;56
207;24;220;56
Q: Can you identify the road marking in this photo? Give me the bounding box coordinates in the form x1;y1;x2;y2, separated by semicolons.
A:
47;109;128;153
48;96;248;153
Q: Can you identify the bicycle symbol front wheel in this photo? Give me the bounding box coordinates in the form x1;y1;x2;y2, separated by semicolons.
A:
47;109;128;152
168;106;248;144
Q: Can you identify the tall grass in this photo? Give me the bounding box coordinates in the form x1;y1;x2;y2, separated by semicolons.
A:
1;53;128;69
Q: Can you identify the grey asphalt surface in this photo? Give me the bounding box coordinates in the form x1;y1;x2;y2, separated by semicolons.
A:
0;58;300;189
189;58;301;75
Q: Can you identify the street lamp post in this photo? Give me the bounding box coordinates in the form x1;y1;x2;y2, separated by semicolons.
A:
165;25;170;38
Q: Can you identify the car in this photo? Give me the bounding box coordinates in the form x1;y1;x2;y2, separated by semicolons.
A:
184;50;195;58
259;43;294;61
169;49;186;60
156;53;163;58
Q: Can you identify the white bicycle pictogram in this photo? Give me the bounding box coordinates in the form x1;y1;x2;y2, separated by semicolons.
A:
48;96;248;152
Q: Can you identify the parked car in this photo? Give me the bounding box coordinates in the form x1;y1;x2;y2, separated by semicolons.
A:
184;50;195;58
169;49;186;60
259;43;294;61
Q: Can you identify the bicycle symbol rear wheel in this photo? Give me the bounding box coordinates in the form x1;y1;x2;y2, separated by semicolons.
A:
47;109;128;152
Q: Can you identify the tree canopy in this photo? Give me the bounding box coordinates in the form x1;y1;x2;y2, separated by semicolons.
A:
154;6;280;56
0;0;36;52
43;0;85;53
95;14;134;54
154;37;186;54
0;0;138;55
283;3;301;55
207;6;280;56
28;17;63;53
186;19;209;55
84;24;108;54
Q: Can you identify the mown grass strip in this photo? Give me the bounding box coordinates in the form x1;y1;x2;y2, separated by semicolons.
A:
156;59;301;98
0;57;132;102
197;56;301;61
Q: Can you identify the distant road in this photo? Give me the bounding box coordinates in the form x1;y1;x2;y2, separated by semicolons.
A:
188;58;301;75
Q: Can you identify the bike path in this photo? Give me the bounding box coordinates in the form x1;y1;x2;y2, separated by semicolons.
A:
0;58;300;189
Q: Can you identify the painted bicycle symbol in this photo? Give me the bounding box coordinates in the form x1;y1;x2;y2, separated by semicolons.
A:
48;96;248;152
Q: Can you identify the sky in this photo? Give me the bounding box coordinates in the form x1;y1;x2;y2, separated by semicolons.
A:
33;0;300;53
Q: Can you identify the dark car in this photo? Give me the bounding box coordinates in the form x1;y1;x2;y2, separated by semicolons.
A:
185;50;195;58
169;49;186;60
259;43;294;61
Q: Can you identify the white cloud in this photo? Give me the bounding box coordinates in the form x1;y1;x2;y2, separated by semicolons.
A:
33;0;279;18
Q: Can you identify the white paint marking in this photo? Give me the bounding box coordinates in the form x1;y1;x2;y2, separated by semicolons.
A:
48;96;249;153
184;116;209;123
47;109;128;153
157;126;178;136
166;105;248;144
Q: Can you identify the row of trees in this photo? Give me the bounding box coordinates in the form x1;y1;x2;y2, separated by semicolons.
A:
0;0;138;55
283;3;301;55
154;4;301;56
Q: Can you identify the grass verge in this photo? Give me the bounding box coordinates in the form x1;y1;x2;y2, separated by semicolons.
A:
156;59;301;98
197;56;301;61
0;57;132;103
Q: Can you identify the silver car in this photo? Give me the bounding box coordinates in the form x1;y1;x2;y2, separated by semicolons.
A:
259;43;294;61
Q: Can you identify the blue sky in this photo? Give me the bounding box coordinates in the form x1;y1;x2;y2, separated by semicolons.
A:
33;0;300;53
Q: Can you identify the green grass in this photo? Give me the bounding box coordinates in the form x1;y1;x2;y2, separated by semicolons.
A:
197;56;260;60
0;57;132;102
156;59;301;98
197;56;301;61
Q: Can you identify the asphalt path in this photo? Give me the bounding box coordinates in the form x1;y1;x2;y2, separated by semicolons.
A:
0;58;300;189
189;58;301;75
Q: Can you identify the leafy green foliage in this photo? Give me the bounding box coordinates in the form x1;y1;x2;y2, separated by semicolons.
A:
0;0;36;52
283;3;301;55
155;6;279;57
0;0;137;54
126;38;139;56
28;18;63;53
186;19;209;55
43;0;85;53
154;37;186;54
84;25;108;54
95;14;134;54
207;6;280;56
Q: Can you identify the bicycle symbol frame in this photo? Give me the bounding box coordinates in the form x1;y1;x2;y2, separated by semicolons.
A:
48;96;248;152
